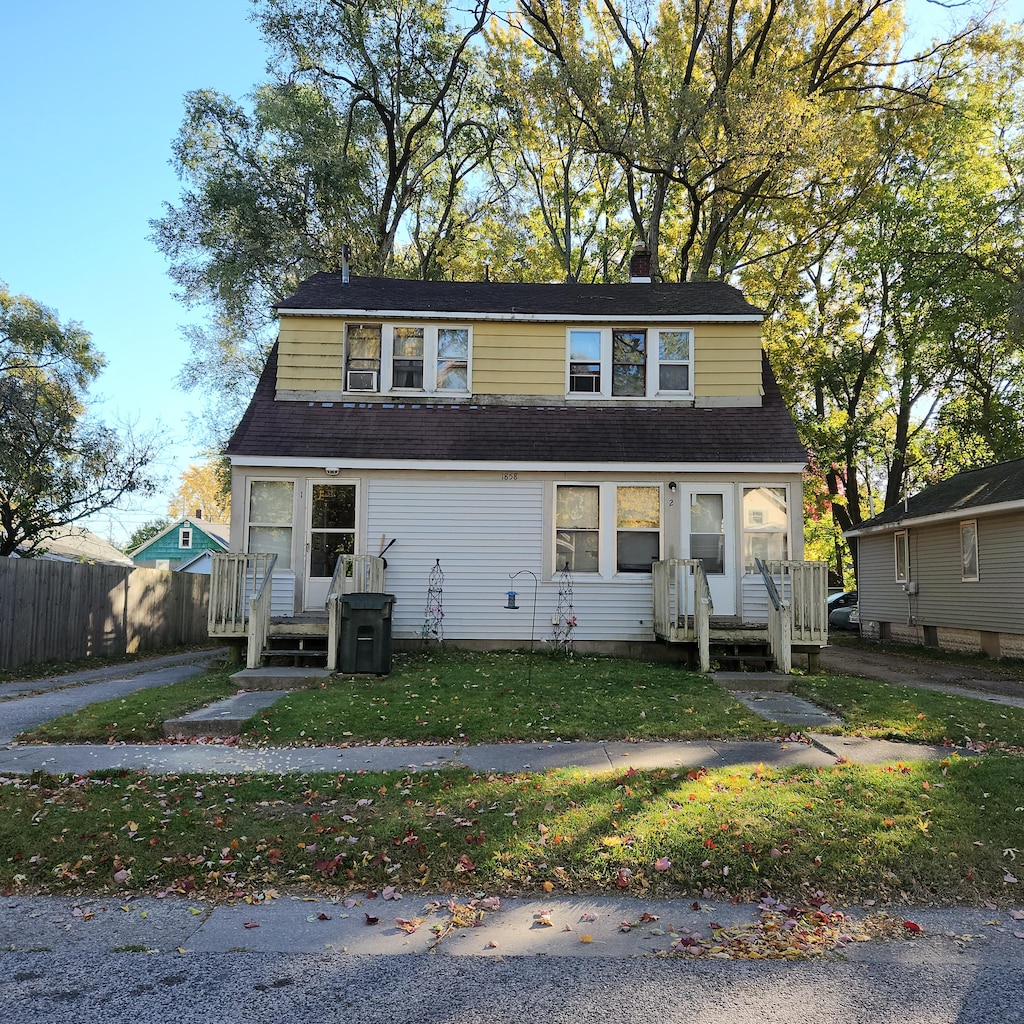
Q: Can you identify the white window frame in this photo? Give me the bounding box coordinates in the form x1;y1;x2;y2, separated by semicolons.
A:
178;527;192;550
741;485;789;573
960;519;979;582
553;482;663;578
245;478;296;571
894;529;909;583
566;327;693;399
344;322;472;395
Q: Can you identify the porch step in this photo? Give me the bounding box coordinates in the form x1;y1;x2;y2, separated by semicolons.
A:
262;632;328;668
231;667;332;690
710;639;775;672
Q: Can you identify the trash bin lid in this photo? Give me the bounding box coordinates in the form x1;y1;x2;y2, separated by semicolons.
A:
341;593;396;610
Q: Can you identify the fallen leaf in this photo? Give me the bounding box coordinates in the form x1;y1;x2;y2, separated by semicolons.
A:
903;921;922;934
396;917;424;934
579;934;593;944
655;857;672;872
364;913;380;926
243;921;260;929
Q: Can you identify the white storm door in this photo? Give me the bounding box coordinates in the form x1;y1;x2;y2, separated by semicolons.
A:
304;481;357;610
684;488;736;616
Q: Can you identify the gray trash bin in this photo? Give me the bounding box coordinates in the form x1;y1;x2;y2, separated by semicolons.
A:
338;593;395;674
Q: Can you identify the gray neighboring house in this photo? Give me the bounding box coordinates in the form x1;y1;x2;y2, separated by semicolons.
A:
846;459;1024;658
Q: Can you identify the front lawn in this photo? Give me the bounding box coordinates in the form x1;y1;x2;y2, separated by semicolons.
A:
791;675;1024;749
243;649;781;745
2;754;1021;904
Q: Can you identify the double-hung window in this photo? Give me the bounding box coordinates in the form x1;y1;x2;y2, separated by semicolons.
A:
567;327;692;397
248;480;295;569
346;323;471;394
178;527;193;550
554;483;661;576
742;486;788;571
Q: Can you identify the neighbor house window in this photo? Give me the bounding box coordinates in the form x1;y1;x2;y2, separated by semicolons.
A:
248;480;294;570
743;486;788;571
894;530;908;582
556;485;600;573
961;520;979;581
566;327;693;397
616;485;661;572
178;527;192;550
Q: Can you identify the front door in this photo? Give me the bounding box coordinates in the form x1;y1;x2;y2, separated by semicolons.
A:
683;487;736;616
304;481;356;610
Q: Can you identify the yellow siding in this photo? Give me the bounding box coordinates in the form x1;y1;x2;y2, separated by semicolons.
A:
277;318;344;391
473;322;565;395
275;315;763;398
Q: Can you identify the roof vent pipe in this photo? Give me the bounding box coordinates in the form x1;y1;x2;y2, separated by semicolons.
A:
629;243;652;283
341;243;351;285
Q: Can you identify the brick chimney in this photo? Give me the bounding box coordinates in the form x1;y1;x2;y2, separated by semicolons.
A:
629;244;652;283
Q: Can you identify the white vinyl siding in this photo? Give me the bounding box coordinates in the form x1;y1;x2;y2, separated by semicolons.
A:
366;476;656;642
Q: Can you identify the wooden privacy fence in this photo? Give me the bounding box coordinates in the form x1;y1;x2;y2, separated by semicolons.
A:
0;558;210;671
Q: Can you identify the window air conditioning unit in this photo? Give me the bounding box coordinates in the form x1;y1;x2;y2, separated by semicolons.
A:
347;370;379;392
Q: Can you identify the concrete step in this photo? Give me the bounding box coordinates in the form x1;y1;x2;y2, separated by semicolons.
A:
163;690;292;738
230;667;332;690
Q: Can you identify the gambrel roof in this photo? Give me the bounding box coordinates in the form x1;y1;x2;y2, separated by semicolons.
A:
227;346;807;466
847;459;1024;536
275;274;765;320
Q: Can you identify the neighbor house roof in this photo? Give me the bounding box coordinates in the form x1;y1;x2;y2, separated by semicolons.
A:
31;526;134;566
227;346;807;467
274;274;765;320
846;459;1024;537
128;517;230;558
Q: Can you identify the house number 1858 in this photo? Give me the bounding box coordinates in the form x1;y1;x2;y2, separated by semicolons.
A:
501;472;519;481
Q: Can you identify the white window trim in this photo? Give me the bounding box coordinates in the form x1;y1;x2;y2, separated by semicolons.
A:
566;327;693;399
178;528;192;550
307;478;361;579
894;529;909;582
960;519;979;582
344;322;472;396
245;478;297;571
741;485;790;574
553;482;664;579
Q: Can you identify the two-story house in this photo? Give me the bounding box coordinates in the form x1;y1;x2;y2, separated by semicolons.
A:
214;251;820;669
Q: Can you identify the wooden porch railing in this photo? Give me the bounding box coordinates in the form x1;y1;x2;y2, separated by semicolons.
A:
246;553;278;669
326;555;387;671
208;552;277;638
652;558;714;671
762;559;829;645
756;558;792;674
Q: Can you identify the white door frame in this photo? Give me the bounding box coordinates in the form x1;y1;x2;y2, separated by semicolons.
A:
681;485;737;616
304;478;358;611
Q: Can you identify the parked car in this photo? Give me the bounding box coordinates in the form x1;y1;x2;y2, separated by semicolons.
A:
829;601;860;631
827;590;858;610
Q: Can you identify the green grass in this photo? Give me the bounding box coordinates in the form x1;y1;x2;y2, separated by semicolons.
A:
2;755;1021;904
243;649;781;745
792;675;1024;749
17;670;241;744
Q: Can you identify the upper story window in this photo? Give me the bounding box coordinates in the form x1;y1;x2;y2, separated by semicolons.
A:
346;323;471;394
567;327;692;398
178;527;192;550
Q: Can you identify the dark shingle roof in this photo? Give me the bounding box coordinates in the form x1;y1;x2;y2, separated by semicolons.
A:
275;274;764;319
850;459;1024;534
227;348;806;466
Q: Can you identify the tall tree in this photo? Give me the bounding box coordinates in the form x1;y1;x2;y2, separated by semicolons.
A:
168;459;232;522
0;283;157;557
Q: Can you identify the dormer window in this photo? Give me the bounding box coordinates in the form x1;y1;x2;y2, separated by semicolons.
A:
342;323;471;394
567;327;692;398
345;324;381;391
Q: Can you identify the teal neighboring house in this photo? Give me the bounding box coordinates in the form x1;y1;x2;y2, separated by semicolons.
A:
129;516;230;571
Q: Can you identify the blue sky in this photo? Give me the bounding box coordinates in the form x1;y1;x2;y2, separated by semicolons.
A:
0;0;1011;547
1;1;269;544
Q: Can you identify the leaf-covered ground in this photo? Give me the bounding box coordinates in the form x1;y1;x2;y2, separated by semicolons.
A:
2;754;1021;905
